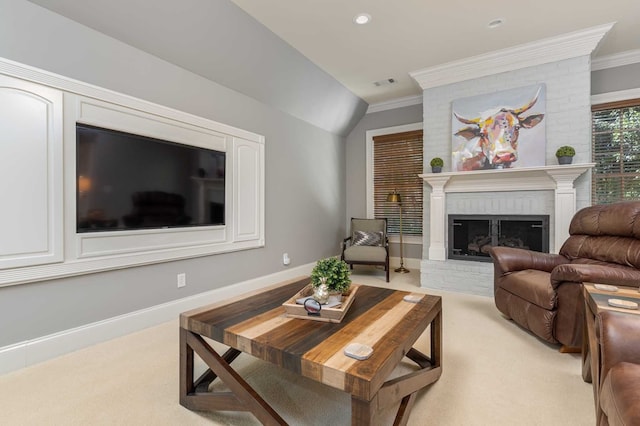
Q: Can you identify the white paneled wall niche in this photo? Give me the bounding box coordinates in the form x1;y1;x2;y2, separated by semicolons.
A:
0;57;265;287
0;74;63;270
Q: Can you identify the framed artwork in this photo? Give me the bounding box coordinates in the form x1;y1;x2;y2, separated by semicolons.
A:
451;83;546;171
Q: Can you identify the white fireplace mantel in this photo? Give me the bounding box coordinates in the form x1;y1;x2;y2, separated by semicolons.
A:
419;163;594;260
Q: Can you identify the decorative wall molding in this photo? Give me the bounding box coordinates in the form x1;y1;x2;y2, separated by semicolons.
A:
410;23;614;90
0;75;63;270
0;55;266;287
0;56;259;142
366;95;423;114
361;45;640;118
592;87;640;105
592;48;640;71
0;262;315;375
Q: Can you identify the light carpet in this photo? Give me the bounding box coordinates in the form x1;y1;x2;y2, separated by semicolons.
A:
0;267;594;425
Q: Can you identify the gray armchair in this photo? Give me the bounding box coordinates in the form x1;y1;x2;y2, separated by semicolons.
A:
341;218;390;282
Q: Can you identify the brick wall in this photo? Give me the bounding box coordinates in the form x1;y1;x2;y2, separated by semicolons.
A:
421;55;592;296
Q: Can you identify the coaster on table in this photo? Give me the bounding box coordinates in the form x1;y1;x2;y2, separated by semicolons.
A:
403;294;423;303
608;299;639;310
594;284;619;292
344;343;373;360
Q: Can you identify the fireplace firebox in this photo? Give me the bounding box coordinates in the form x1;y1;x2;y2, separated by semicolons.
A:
448;214;549;262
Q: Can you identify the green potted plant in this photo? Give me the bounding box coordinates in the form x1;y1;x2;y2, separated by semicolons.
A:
430;157;444;173
555;146;575;165
311;257;351;295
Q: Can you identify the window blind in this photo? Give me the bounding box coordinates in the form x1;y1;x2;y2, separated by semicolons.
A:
372;130;423;235
592;100;640;204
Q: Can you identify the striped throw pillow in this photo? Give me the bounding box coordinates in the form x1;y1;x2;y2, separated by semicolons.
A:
352;230;383;246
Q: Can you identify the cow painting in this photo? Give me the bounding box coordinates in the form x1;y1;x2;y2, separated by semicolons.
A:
452;85;546;171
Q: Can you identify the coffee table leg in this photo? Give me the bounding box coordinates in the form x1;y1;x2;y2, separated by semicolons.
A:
351;397;378;425
179;328;287;426
193;348;242;392
352;381;424;426
395;393;418;426
350;308;443;425
431;308;442;370
180;328;195;400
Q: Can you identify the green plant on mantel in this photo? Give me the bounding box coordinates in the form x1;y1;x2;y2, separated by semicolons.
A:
430;157;444;167
555;146;576;157
310;257;351;293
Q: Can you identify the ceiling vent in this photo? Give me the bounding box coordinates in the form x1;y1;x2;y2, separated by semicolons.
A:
373;78;396;87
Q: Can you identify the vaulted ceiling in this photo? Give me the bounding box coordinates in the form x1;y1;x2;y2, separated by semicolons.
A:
231;0;640;104
27;0;640;106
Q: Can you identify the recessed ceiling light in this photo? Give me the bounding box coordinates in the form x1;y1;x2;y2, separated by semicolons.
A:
488;18;504;29
353;13;371;25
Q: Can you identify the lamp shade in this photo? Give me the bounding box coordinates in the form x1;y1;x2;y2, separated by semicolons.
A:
387;191;401;203
78;175;92;193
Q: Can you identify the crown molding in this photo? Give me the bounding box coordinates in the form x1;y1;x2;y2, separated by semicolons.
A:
410;23;615;90
592;49;640;71
366;94;422;114
591;87;640;105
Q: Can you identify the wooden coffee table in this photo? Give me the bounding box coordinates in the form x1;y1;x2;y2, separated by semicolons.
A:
179;277;442;425
582;283;640;415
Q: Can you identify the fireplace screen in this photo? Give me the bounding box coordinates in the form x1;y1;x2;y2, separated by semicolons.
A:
448;215;549;262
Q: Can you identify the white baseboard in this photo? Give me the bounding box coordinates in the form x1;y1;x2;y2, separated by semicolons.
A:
0;263;314;376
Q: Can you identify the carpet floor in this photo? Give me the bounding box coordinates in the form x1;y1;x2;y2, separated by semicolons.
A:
0;267;594;425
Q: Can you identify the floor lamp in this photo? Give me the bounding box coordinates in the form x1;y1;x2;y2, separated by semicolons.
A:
387;190;409;273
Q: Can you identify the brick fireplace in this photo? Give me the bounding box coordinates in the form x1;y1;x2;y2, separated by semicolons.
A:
419;165;591;295
408;24;612;296
448;214;549;262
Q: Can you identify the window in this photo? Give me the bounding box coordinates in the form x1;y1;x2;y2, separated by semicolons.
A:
592;99;640;204
371;129;423;236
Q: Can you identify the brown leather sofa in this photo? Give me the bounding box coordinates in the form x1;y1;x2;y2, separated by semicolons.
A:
597;311;640;426
490;201;640;349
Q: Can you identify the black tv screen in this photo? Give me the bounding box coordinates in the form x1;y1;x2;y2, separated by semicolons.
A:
76;124;225;233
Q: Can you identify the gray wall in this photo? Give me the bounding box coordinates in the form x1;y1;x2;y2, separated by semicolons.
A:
345;104;423;260
0;0;353;347
26;0;368;136
592;62;640;95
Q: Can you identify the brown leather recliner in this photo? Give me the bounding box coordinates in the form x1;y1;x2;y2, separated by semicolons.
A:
490;201;640;349
597;311;640;426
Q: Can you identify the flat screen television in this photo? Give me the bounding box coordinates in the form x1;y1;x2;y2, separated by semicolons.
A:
76;124;225;233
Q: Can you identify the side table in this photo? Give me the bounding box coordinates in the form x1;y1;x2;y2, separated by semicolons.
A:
581;283;640;417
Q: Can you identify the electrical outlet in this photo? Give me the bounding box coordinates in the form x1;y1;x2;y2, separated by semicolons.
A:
283;253;290;266
177;273;186;288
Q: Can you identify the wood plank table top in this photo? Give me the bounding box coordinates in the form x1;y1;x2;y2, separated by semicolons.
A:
583;283;640;316
179;276;443;425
